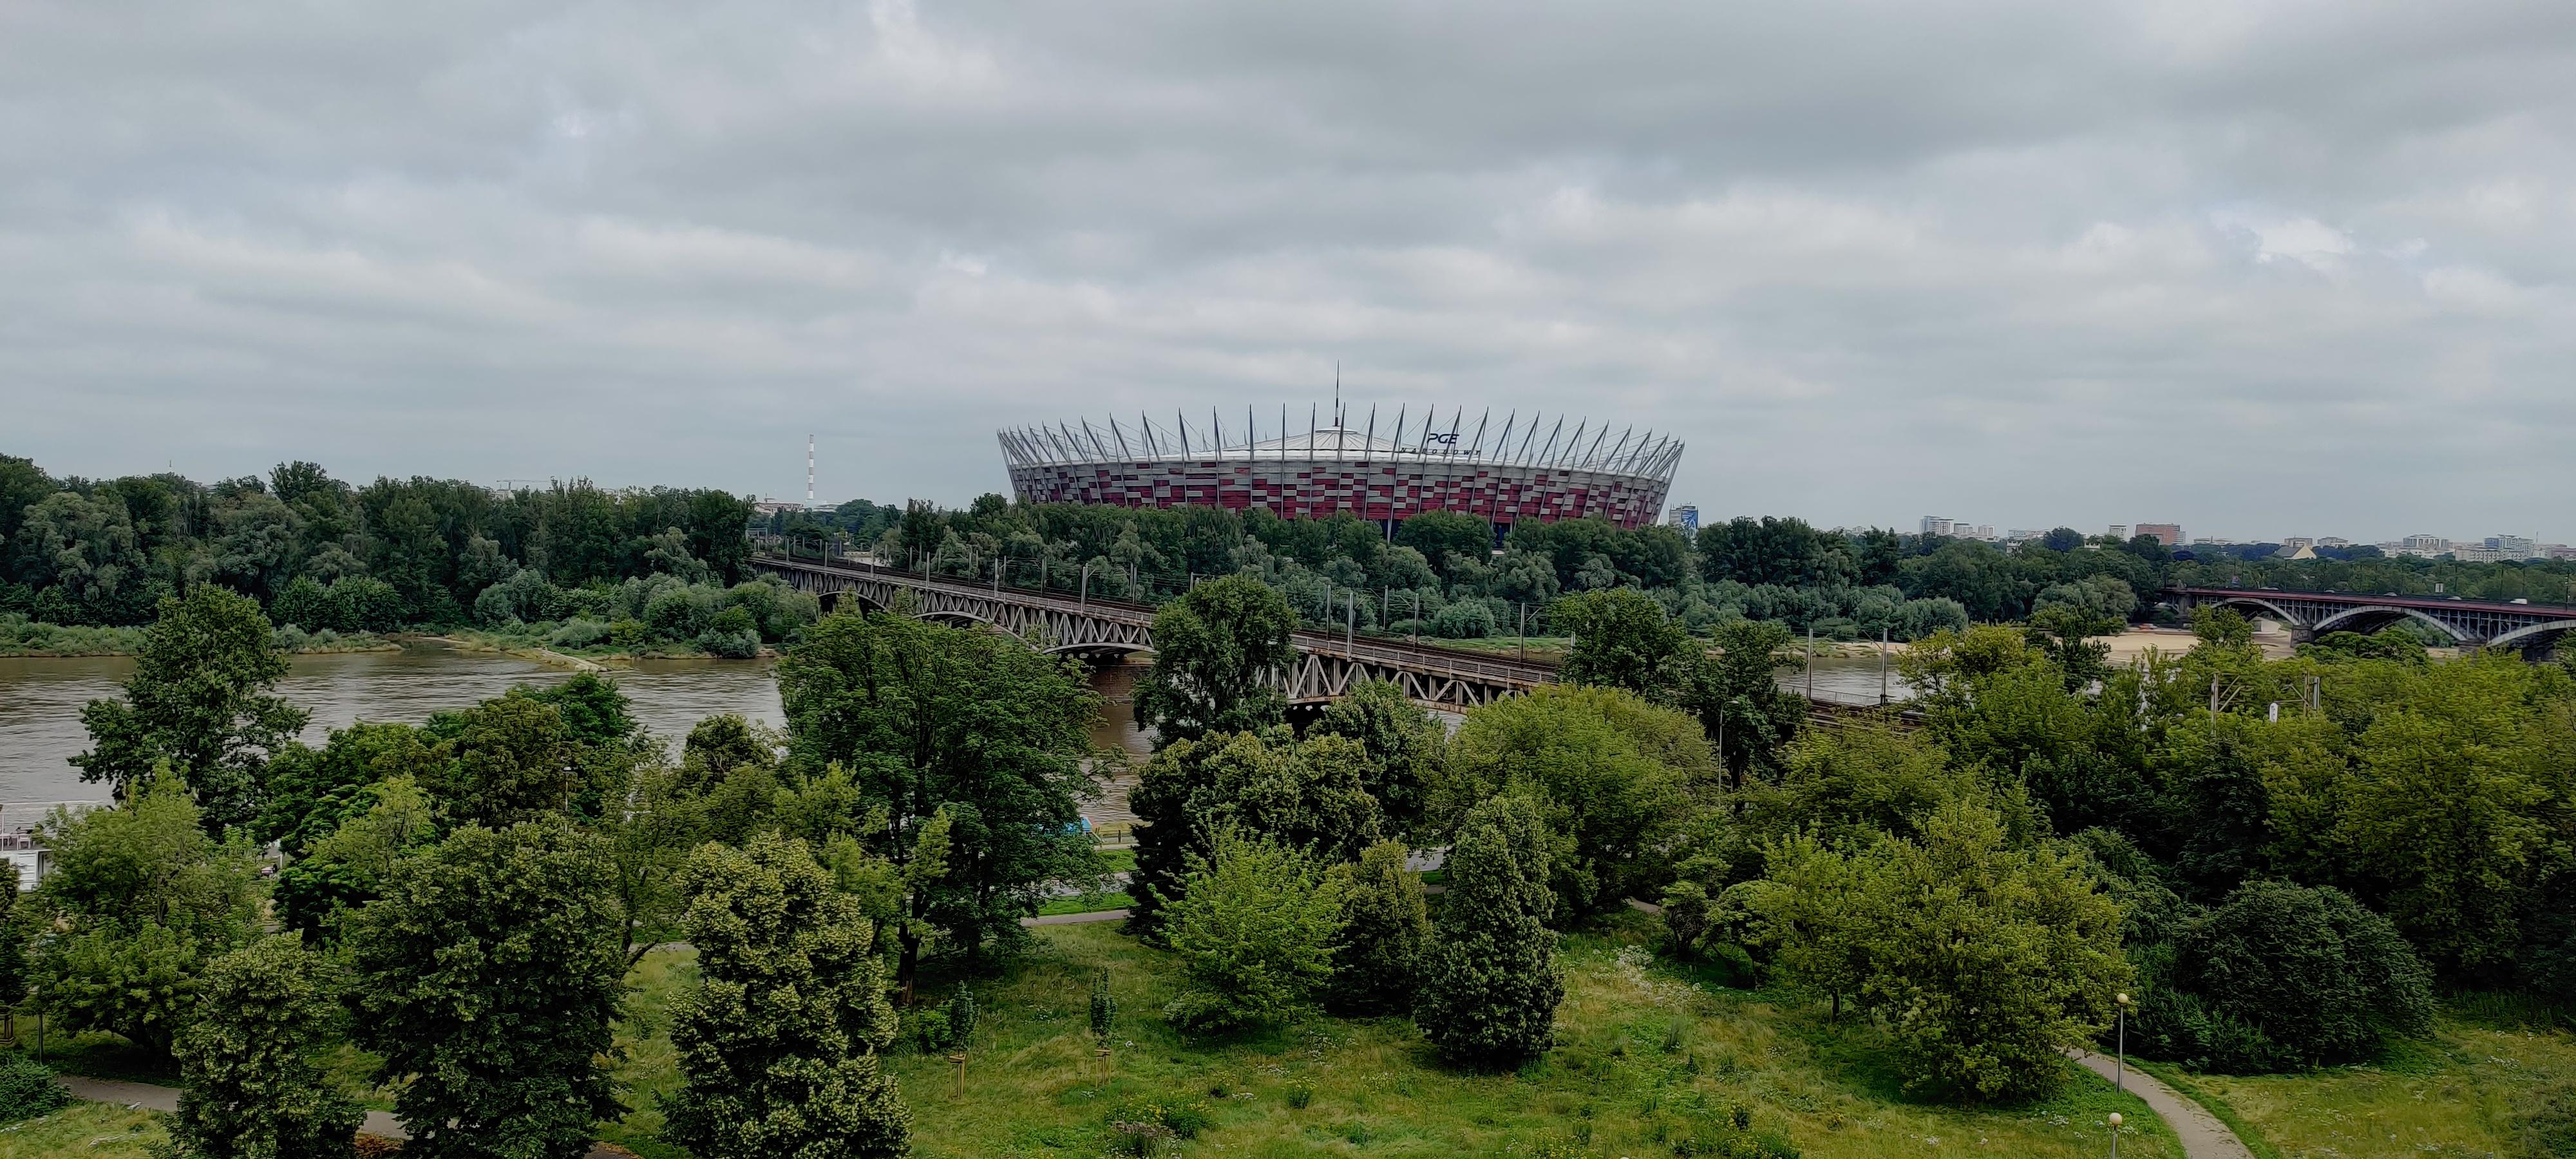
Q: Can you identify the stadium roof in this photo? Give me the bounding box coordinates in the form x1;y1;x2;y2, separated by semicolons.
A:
998;404;1682;482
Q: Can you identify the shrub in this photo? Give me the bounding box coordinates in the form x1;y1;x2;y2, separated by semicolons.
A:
549;618;610;649
1430;599;1496;639
1325;840;1428;1015
1415;795;1563;1066
1158;827;1346;1035
0;1054;68;1124
1285;1085;1312;1109
2137;880;2434;1072
1089;968;1117;1046
697;627;762;658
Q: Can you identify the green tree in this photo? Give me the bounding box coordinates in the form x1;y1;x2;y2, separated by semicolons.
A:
1697;618;1804;786
417;693;582;827
1554;588;1701;705
2136;880;2432;1072
1770;802;2129;1103
2331;654;2565;974
661;834;909;1159
1157;827;1347;1035
1126;728;1385;936
775;610;1099;984
1443;685;1713;918
1415;795;1562;1066
272;775;440;939
30;779;262;1057
345;822;626;1159
1326;840;1428;1015
1132;575;1296;743
1306;679;1444;836
74;584;308;829
160;934;365;1159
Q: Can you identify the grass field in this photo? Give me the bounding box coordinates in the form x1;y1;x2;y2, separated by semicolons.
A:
0;1102;164;1158
600;917;2179;1158
2157;1010;2576;1158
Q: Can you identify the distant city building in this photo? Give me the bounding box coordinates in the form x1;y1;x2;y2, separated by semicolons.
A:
2007;528;2043;542
2193;536;2237;547
2401;534;2449;554
1973;523;1996;540
752;498;810;518
1668;504;1700;534
2318;536;2351;548
2273;543;2317;560
2136;523;2183;547
2548;545;2576;560
2107;524;2126;540
2282;536;2315;550
2488;534;2537;558
1920;516;1954;537
2453;547;2513;563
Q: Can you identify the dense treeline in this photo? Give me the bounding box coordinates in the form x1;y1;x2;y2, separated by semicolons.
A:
818;495;2576;642
0;453;756;638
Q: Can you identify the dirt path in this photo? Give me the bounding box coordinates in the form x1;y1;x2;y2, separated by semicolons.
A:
2064;1048;2256;1159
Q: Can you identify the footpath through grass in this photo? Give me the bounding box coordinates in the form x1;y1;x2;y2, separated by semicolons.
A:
606;916;2180;1157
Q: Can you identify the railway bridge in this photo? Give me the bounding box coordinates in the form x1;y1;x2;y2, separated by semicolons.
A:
2163;586;2576;655
751;554;1555;711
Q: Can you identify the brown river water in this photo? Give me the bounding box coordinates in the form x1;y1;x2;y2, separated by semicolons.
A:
0;640;1155;811
0;639;1914;820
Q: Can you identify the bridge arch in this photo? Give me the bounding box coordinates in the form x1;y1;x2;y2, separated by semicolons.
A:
2309;605;2470;643
2201;595;2309;629
2486;621;2576;657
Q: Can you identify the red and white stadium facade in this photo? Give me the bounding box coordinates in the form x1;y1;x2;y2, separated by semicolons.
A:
998;404;1682;532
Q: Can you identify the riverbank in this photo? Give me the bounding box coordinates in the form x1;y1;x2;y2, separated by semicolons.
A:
435;629;778;669
0;616;400;658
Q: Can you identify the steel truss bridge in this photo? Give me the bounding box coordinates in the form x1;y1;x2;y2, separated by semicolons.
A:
2164;586;2576;654
751;554;1557;711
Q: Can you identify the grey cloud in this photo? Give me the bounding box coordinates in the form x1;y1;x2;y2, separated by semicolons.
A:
2;0;2573;539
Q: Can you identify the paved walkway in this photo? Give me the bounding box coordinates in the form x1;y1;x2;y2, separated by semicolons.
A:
58;1074;614;1156
2064;1048;2255;1159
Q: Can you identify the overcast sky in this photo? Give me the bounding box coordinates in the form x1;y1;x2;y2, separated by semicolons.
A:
5;1;2572;542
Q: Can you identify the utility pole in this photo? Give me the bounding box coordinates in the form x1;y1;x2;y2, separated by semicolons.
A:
1879;625;1890;705
1346;590;1356;654
1806;625;1816;701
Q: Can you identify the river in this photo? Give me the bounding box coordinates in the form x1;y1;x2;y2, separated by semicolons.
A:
0;641;1158;811
0;641;1894;813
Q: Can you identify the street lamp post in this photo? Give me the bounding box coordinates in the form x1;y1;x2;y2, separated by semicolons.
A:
2107;1111;2122;1158
2115;992;2131;1091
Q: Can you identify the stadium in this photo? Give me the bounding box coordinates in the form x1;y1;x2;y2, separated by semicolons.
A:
998;404;1682;532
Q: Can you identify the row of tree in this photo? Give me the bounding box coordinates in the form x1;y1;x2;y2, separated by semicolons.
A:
0;453;752;629
799;493;2576;640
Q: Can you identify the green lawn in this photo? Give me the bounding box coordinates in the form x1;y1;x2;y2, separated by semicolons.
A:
2157;1010;2576;1158
1039;888;1132;916
0;1102;164;1158
603;918;2181;1157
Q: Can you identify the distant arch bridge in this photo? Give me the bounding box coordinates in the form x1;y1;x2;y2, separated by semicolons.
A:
750;554;1553;711
2163;587;2576;654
